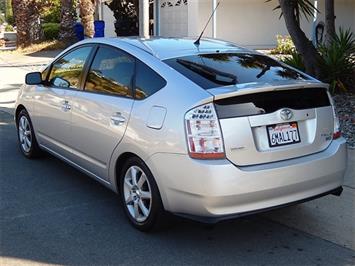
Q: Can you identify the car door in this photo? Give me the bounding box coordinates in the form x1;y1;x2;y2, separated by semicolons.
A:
34;45;94;158
69;45;135;180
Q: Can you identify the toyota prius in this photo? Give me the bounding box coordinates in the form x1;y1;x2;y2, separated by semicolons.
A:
15;37;347;231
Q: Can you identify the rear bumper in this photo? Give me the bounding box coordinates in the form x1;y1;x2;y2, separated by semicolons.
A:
146;138;347;220
174;186;343;223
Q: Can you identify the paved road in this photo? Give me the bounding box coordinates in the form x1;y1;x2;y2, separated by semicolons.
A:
1;111;355;266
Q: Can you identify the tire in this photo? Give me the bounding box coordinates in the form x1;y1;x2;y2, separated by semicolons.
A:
119;157;166;232
17;109;41;158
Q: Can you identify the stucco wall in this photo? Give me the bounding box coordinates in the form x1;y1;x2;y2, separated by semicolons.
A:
192;0;313;49
101;4;116;37
159;0;189;37
316;0;355;31
99;0;355;49
191;0;355;49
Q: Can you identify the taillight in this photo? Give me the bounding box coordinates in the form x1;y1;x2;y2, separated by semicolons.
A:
327;92;341;139
185;103;225;159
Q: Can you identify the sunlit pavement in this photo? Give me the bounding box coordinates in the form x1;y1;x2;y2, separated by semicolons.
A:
0;51;61;113
0;54;354;265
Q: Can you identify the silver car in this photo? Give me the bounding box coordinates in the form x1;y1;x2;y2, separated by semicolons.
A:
15;37;347;231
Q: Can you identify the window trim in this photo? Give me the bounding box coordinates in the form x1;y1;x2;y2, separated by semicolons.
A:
44;44;96;91
81;43;136;99
41;65;50;84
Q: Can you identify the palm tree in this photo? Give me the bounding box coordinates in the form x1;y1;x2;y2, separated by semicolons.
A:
268;0;336;78
279;0;322;77
59;0;77;44
105;0;139;36
325;0;336;46
79;0;95;38
12;0;42;47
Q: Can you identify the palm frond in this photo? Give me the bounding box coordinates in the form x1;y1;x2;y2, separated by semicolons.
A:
266;0;319;22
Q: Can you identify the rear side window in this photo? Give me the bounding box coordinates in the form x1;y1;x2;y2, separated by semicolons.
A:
135;61;166;99
164;53;309;89
49;46;92;89
85;46;135;98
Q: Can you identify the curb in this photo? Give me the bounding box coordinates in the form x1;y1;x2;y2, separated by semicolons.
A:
0;63;47;68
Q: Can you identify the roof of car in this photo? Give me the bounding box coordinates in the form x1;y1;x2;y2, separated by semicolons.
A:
93;37;250;60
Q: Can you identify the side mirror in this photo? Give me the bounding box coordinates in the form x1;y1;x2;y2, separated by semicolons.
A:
25;72;42;85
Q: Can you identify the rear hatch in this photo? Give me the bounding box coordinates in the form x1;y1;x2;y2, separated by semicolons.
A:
164;52;334;165
210;82;333;166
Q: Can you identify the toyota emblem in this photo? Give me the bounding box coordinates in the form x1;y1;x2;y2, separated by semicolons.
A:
280;108;293;121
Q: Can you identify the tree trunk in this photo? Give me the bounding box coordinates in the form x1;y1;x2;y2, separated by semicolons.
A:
12;0;42;47
59;0;77;44
325;0;336;46
278;0;321;78
105;0;139;36
79;0;95;38
5;0;14;25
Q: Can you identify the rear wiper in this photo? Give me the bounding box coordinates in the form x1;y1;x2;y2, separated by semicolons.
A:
177;59;237;85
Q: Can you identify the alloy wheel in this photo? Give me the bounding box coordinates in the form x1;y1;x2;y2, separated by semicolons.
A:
123;166;152;222
18;116;32;153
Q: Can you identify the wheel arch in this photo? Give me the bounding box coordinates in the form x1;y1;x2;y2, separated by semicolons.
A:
113;152;166;208
15;104;27;123
114;152;140;192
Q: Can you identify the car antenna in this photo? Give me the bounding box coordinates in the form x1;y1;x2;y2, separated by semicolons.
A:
194;1;220;46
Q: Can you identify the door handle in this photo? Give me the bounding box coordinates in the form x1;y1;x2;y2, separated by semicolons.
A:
110;113;126;126
61;100;71;112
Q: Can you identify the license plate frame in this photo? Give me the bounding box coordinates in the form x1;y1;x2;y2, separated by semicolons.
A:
267;122;301;148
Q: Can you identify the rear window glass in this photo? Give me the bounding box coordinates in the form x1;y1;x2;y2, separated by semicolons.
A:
164;53;309;89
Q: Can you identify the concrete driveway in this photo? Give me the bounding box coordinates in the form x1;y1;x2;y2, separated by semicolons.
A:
0;52;354;265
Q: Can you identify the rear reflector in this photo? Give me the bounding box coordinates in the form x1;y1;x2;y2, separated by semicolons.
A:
333;131;341;139
327;91;342;140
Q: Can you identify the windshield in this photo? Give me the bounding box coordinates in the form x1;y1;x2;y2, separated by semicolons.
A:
164;53;309;89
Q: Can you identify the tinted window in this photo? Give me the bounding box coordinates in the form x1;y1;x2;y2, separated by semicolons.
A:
164;53;309;89
135;61;166;99
214;88;330;119
85;46;134;97
48;46;92;89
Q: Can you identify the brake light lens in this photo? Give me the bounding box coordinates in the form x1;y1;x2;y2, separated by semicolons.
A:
185;103;225;159
327;92;341;139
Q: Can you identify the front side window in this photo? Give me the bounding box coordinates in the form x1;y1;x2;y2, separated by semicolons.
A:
48;46;92;89
85;46;135;97
164;53;309;90
135;61;166;99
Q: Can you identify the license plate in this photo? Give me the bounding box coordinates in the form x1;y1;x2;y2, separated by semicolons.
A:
267;122;301;147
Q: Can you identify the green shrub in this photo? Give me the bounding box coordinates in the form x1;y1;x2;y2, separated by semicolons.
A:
281;51;305;72
41;0;61;23
42;23;60;40
318;28;355;93
42;8;61;23
271;35;295;55
5;24;14;32
281;29;355;94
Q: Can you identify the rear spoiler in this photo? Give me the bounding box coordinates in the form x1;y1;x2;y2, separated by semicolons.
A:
207;81;329;101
